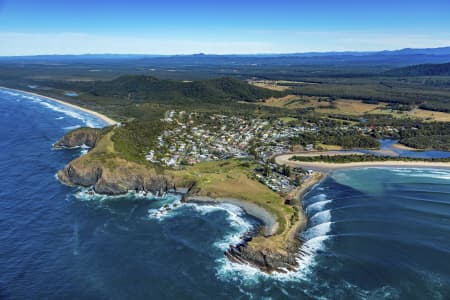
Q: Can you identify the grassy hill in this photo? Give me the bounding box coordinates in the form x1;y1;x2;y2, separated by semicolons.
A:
87;75;283;104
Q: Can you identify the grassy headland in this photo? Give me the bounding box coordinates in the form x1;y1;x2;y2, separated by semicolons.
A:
55;123;319;273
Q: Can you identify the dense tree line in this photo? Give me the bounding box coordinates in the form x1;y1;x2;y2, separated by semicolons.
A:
290;131;380;149
86;76;284;105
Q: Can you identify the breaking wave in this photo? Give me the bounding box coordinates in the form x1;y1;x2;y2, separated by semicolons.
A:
216;187;333;285
0;88;105;128
75;188;181;203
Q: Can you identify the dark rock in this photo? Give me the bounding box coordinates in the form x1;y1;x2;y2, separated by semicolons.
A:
225;239;300;273
54;127;101;149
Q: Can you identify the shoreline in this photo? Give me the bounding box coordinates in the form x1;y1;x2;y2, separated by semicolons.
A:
0;87;117;126
185;172;325;274
286;171;325;243
184;195;279;236
391;143;422;151
275;154;450;172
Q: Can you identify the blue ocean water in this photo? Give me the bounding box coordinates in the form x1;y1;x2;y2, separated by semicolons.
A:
1;89;450;299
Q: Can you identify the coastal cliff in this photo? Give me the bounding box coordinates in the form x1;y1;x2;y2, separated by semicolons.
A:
58;156;172;195
55;127;315;273
54;127;103;149
55;128;175;195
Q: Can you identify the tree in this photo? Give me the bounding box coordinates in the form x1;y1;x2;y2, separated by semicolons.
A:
264;163;272;176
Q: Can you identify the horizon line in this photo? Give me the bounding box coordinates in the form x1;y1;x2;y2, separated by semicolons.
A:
1;45;450;58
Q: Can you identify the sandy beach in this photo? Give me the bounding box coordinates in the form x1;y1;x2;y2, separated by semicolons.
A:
392;143;421;151
0;87;117;126
275;153;450;172
285;171;324;242
185;196;279;236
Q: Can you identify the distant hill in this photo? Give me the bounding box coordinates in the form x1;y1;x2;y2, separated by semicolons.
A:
2;46;450;67
86;75;282;104
385;62;450;76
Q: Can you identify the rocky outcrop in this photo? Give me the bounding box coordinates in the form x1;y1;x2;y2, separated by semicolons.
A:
225;238;300;273
58;157;173;195
59;163;102;187
53;127;102;149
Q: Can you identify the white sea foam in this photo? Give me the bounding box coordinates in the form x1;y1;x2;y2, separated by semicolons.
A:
75;188;178;203
38;101;93;126
216;193;333;284
216;194;333;284
149;201;255;250
147;198;184;220
0;88;105;128
151;200;280;284
215;230;330;284
302;222;332;241
1;90;20;97
310;209;332;225
310;193;327;201
390;168;450;180
64;125;81;131
306;199;332;215
208;204;253;251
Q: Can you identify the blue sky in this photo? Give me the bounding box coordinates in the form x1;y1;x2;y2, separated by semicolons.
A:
1;0;450;55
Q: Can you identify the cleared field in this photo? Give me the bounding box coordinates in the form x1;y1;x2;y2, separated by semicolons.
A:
249;81;291;91
316;143;344;150
264;96;384;113
316;99;385;115
278;116;298;123
368;108;450;122
263;95;450;122
249;79;318;91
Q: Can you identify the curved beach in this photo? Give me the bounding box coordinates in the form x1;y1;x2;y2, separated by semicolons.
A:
275;153;450;172
0;87;117;126
185;171;323;239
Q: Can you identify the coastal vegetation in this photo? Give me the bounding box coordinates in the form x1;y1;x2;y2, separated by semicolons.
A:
400;135;450;151
289;130;380;149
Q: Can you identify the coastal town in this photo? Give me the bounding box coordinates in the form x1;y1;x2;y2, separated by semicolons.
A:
143;109;405;197
145;110;402;167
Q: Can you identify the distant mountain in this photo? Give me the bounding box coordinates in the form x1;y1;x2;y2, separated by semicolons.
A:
385;62;450;76
379;47;450;56
2;46;450;67
3;46;450;59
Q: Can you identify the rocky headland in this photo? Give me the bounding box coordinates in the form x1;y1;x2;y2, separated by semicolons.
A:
55;127;322;273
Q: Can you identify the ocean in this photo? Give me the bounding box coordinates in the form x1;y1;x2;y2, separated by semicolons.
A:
1;88;449;299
